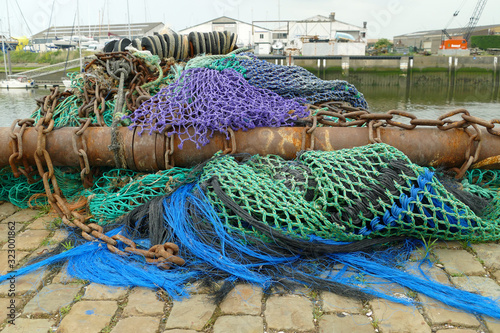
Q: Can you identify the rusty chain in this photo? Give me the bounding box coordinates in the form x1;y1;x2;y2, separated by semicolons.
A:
8;86;185;270
222;128;237;154
9;118;36;183
72;118;93;187
304;103;500;179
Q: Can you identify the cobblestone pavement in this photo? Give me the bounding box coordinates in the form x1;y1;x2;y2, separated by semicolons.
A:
0;201;499;333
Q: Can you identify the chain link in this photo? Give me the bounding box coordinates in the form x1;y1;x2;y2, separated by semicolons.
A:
305;103;500;178
8;118;36;182
27;87;184;270
222;128;237;154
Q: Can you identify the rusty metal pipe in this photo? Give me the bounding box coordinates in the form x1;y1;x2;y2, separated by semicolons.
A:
2;126;500;171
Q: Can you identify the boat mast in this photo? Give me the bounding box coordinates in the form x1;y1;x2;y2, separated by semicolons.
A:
126;0;132;40
77;0;82;72
6;0;11;39
4;0;11;76
2;35;8;80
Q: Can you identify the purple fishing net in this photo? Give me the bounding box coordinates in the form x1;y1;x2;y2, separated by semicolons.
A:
126;67;308;148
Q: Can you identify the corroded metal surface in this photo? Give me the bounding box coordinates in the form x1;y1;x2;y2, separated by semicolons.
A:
2;126;500;171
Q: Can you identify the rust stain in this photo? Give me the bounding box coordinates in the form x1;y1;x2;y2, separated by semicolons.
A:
472;155;500;169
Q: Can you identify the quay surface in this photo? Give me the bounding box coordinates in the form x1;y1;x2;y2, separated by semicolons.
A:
0;201;499;333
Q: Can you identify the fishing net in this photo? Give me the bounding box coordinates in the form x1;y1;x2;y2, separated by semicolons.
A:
86;167;193;225
30;94;115;128
0;166;85;208
200;144;500;243
183;53;368;108
6;39;500;319
126;67;309;148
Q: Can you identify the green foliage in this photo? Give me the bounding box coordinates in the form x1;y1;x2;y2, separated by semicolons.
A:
0;49;92;65
374;38;393;49
470;35;500;50
62;241;74;251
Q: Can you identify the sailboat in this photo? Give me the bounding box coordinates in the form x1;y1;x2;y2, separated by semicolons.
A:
0;1;35;89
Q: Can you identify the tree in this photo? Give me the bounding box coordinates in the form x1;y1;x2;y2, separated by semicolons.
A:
374;38;393;50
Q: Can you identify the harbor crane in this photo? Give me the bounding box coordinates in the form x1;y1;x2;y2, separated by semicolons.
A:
440;0;487;50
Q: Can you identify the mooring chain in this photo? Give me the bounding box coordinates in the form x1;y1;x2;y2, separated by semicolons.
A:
164;127;175;169
222;128;237;154
8;118;36;182
72;118;93;187
306;103;500;178
14;87;184;270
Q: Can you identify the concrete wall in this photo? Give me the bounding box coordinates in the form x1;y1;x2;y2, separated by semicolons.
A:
334;42;366;56
302;42;334;56
302;42;366;56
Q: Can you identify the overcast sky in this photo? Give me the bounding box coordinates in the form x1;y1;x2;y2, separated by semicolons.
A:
1;0;499;39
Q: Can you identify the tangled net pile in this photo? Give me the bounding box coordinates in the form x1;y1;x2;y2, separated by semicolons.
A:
2;31;500;319
127;67;308;148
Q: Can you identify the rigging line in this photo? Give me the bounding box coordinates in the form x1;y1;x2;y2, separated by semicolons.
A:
444;0;468;29
44;0;56;44
13;0;33;37
64;12;78;75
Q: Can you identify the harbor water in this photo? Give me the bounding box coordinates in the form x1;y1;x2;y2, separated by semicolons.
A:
0;79;498;128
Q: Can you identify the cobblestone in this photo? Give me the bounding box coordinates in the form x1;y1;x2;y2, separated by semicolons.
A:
265;295;315;331
493;270;500;283
1;229;50;251
51;265;82;284
110;316;161;333
2;318;53;333
0;268;48;295
22;283;82;315
434;329;478;333
165;294;217;330
27;214;58;230
50;229;70;243
0;250;29;275
419;294;481;326
219;284;263;315
0;298;16;322
370;299;431;333
0;203;17;222
484;316;500;333
433;248;485;275
3;209;39;223
471;243;500;270
0;206;499;333
318;313;374;333
450;276;500;299
57;300;118;333
82;283;128;300
321;292;364;313
122;287;165;317
213;315;263;333
0;223;24;243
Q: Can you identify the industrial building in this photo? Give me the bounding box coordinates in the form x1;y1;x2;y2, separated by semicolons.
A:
393;24;500;54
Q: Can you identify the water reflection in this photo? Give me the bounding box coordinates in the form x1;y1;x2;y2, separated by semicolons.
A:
360;84;499;119
0;75;498;128
0;89;49;127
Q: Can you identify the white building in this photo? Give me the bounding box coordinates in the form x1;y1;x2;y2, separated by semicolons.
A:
179;16;271;52
254;13;367;56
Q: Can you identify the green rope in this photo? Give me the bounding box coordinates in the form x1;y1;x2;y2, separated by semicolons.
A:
85;167;194;225
200;144;500;242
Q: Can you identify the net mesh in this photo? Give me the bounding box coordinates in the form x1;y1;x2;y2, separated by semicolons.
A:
200;144;500;242
126;67;309;148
